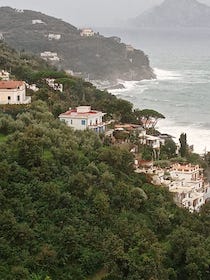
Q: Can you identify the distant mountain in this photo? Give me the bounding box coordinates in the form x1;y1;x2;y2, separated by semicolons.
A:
0;7;155;82
129;0;210;29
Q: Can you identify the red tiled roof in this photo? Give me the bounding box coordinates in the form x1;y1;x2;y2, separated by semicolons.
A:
0;81;24;89
60;109;100;116
139;160;153;167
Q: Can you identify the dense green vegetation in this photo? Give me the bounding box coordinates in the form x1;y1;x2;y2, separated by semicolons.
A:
1;43;210;280
1;101;210;280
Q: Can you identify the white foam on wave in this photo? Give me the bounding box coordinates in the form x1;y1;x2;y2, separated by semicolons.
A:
154;68;182;81
158;119;210;154
108;67;182;95
108;80;148;96
107;71;210;154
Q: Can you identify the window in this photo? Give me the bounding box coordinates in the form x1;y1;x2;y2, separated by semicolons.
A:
8;96;11;102
70;119;73;125
17;95;20;101
81;120;86;125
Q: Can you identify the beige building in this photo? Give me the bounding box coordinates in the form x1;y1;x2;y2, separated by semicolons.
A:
0;81;31;104
80;28;95;37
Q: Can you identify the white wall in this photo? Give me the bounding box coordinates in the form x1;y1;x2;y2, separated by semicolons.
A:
0;85;26;104
60;113;103;131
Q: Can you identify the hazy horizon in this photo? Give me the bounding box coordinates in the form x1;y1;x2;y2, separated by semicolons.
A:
0;0;210;27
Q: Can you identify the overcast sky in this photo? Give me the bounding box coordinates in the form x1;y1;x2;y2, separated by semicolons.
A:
1;0;210;27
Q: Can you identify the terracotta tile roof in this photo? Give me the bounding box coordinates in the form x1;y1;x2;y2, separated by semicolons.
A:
59;109;105;118
0;81;24;89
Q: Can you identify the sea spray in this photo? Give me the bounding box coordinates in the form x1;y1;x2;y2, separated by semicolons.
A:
107;66;210;154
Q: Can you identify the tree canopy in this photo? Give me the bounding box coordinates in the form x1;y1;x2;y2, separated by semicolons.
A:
1;44;210;280
134;109;165;129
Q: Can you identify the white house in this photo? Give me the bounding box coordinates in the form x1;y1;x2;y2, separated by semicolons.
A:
170;163;202;183
168;179;204;212
59;106;106;133
46;78;63;92
158;133;174;145
26;83;39;92
169;163;210;212
136;161;210;212
48;34;61;40
80;28;95;37
145;135;161;150
32;19;45;24
40;51;60;62
0;81;31;104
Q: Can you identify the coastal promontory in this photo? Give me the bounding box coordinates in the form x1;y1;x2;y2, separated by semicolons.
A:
0;7;155;82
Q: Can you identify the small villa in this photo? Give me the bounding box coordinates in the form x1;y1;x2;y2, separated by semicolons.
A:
0;81;31;104
80;28;95;37
40;51;60;62
59;106;106;133
48;34;61;40
32;19;45;24
170;163;202;182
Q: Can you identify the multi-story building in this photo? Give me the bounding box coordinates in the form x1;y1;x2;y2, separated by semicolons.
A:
80;28;95;37
136;162;210;212
169;163;210;212
0;81;31;104
59;106;106;133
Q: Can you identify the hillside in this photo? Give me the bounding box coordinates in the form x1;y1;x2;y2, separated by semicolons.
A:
0;41;140;123
129;0;210;29
0;6;155;82
1;43;210;280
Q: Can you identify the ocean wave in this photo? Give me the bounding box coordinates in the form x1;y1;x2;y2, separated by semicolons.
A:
158;119;210;154
108;80;148;95
154;68;182;81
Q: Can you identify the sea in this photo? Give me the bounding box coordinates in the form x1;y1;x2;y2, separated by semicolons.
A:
96;27;210;154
